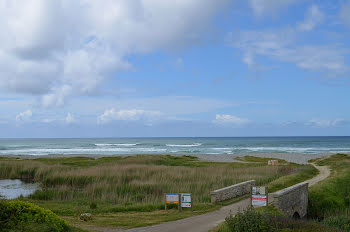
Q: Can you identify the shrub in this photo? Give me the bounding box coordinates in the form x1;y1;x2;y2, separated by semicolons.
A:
225;207;273;232
0;200;70;232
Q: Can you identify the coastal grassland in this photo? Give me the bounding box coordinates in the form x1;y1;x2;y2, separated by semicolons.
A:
212;206;342;232
0;155;317;229
235;155;319;193
308;154;350;226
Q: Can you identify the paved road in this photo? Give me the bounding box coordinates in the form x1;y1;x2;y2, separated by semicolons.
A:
90;164;330;232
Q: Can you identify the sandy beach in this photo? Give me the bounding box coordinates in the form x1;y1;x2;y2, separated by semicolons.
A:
1;152;335;164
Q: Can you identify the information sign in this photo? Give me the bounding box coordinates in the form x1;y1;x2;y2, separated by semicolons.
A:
251;186;268;207
165;193;179;204
181;193;192;207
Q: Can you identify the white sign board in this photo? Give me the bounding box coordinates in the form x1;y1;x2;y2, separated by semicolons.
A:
252;186;267;207
181;193;192;207
166;194;179;204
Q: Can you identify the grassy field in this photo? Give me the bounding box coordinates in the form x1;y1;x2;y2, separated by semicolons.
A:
0;155;317;230
308;154;350;223
213;153;350;232
211;206;343;232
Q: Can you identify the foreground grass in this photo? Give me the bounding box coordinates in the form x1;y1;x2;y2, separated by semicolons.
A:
308;154;350;220
213;153;350;232
213;206;343;232
0;155;317;229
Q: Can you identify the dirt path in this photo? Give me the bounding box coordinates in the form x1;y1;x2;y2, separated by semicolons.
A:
304;164;330;187
90;164;330;232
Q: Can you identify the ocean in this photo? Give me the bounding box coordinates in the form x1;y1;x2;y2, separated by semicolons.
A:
0;137;349;156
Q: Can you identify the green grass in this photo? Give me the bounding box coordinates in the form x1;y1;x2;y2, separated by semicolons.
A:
308;154;350;219
268;164;318;192
0;155;317;230
213;206;342;232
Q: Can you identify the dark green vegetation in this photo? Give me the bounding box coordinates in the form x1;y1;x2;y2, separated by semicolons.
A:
215;153;350;232
308;154;350;231
236;155;319;193
0;155;316;229
215;207;342;232
0;200;71;232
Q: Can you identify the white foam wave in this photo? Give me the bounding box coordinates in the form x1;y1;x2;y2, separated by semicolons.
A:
166;143;202;147
232;146;350;153
211;147;233;150
0;147;167;155
95;143;138;146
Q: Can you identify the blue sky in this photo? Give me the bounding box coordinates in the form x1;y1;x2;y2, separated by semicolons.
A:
1;0;350;137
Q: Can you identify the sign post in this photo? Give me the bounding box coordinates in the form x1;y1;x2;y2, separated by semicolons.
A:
181;193;192;209
165;193;192;211
251;186;268;207
165;193;181;211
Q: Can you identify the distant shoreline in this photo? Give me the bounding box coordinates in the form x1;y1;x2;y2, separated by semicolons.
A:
0;152;338;164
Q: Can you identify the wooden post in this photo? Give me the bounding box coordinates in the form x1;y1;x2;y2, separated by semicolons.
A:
191;195;193;211
164;193;167;210
251;186;253;208
178;193;182;212
266;186;268;207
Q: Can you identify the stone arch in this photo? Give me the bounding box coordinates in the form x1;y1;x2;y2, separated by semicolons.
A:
271;182;308;218
292;212;300;219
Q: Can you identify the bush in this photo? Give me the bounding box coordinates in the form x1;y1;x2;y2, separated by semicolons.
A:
225;207;273;232
0;200;70;232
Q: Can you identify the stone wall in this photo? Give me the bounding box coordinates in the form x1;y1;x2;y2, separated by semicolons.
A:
210;180;255;203
271;182;308;218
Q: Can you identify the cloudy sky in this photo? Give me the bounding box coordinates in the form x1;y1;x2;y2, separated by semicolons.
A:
1;0;350;138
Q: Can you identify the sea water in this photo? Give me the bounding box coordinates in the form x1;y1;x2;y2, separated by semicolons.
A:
0;137;349;156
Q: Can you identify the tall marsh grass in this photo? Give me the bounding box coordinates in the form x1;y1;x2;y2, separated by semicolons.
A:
0;155;300;206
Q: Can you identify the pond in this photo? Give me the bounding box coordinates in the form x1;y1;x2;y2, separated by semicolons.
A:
0;179;40;199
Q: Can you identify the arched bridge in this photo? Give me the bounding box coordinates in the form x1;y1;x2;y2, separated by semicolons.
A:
271;182;309;218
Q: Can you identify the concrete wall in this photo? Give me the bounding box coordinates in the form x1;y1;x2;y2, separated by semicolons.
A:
210;180;255;203
271;182;308;218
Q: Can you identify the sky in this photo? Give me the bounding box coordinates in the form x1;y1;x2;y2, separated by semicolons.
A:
1;0;350;138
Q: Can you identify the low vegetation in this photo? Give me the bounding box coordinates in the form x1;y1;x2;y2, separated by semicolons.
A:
0;155;317;229
307;154;350;231
0;200;71;232
214;207;341;232
236;155;319;193
214;153;350;232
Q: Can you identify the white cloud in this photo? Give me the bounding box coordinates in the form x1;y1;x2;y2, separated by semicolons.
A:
306;118;345;128
0;0;229;106
16;110;32;122
65;113;76;124
340;0;350;27
42;118;55;123
98;109;162;124
297;5;323;31
242;51;255;68
248;0;299;17
213;114;250;126
229;28;348;77
69;96;233;117
173;58;185;70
